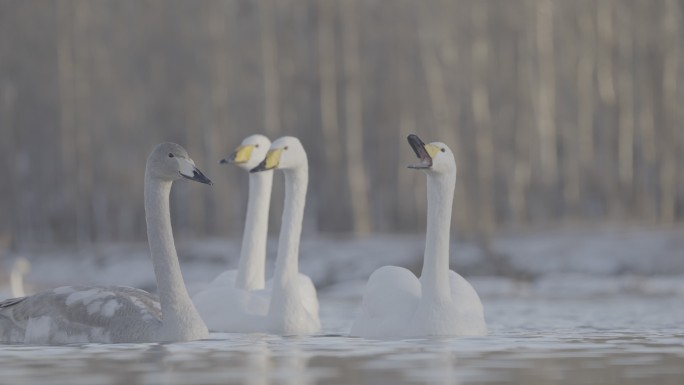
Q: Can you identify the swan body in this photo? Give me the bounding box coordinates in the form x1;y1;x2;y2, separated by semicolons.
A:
257;137;319;334
351;135;487;339
193;134;274;332
195;137;320;334
0;143;211;344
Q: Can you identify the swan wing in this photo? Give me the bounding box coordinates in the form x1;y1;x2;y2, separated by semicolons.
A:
448;271;487;335
350;266;421;338
264;287;321;335
296;273;320;318
0;285;162;344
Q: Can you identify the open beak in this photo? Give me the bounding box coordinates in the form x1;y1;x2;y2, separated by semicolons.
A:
220;145;253;165
407;134;433;169
250;148;282;173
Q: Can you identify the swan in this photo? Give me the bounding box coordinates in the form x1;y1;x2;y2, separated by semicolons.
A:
208;135;273;290
0;143;212;344
252;136;320;335
194;137;320;334
350;134;487;338
192;135;274;331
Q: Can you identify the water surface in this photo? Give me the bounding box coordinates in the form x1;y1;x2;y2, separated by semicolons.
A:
1;295;683;385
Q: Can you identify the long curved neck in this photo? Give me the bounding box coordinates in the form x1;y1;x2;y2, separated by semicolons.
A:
236;170;273;290
271;165;307;291
144;173;204;338
421;169;456;304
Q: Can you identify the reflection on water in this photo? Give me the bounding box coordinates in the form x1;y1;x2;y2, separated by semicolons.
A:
1;296;683;385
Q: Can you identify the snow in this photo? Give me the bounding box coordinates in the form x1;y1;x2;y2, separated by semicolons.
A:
1;226;682;301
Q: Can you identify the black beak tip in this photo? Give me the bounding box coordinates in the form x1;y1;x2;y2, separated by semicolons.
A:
406;133;432;169
219;158;228;164
407;134;426;148
183;169;214;185
250;160;267;173
198;172;213;185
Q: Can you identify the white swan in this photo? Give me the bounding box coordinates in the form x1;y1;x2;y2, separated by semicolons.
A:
253;136;320;334
193;135;274;331
0;143;211;344
209;135;273;290
194;137;320;334
350;134;487;338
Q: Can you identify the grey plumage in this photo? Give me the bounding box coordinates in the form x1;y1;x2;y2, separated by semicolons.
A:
0;286;162;344
0;143;211;345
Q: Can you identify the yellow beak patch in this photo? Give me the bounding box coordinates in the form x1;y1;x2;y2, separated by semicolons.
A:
263;148;283;170
425;144;441;160
232;145;254;164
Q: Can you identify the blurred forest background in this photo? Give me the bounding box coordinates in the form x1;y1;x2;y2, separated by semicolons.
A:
0;0;683;248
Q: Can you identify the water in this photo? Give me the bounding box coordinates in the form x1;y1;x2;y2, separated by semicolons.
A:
1;294;683;385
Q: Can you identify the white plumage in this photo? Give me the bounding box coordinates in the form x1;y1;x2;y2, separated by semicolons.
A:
193;136;320;335
351;135;487;339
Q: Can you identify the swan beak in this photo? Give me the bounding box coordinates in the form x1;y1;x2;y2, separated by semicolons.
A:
221;145;253;165
407;134;439;169
250;148;282;173
178;158;213;185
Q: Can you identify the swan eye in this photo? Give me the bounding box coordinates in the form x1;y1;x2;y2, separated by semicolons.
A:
168;153;174;158
284;146;289;150
440;148;446;153
255;144;260;148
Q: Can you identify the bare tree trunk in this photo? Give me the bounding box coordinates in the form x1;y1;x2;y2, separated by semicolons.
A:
597;0;616;106
0;82;17;248
574;1;595;211
259;0;280;137
316;0;347;231
511;2;535;224
340;0;372;235
535;0;557;186
597;0;621;219
616;1;635;213
55;0;77;244
204;4;232;236
660;0;680;224
73;0;94;245
638;83;658;222
317;0;340;166
471;2;495;237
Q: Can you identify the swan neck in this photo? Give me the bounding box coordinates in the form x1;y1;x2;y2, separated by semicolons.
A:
236;170;273;290
421;170;456;304
272;166;307;289
144;174;203;337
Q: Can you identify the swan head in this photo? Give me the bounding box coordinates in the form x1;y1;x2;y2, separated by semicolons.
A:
250;136;307;172
219;134;272;171
407;134;455;173
147;142;213;185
